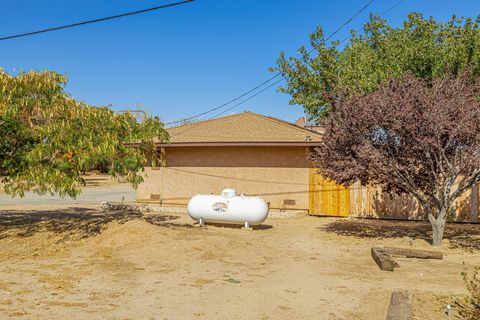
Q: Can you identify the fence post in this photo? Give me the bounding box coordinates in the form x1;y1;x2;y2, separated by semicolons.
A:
471;184;479;223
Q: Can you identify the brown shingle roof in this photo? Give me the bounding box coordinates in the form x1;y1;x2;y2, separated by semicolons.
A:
163;112;322;145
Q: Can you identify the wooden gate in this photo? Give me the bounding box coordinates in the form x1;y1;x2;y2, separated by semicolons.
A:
309;168;350;216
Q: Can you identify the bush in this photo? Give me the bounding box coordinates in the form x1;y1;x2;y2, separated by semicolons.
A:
455;267;480;319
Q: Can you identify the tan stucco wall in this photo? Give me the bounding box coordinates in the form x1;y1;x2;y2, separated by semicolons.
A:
136;146;311;211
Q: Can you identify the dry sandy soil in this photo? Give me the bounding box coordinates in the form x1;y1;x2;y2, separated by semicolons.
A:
0;204;479;319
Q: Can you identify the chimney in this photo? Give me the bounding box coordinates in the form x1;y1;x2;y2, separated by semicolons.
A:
295;115;325;134
295;116;306;127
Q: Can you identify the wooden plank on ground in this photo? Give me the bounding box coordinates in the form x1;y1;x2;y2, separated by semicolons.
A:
371;247;399;271
386;290;413;320
383;247;443;260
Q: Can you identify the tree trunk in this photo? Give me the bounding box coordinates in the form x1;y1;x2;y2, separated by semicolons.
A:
426;205;448;247
431;218;445;247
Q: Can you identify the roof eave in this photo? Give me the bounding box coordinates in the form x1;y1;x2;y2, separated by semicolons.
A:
151;141;322;147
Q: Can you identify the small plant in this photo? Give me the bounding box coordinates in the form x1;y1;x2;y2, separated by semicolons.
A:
455;267;480;319
223;275;241;284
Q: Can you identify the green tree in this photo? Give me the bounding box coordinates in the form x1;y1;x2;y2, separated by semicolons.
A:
274;13;480;123
0;69;169;197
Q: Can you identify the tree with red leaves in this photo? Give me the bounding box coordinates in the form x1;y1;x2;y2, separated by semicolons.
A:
312;70;480;246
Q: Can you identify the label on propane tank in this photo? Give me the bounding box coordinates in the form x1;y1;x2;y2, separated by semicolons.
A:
212;202;228;213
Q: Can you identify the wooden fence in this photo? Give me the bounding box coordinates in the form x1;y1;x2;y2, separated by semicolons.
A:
309;168;480;222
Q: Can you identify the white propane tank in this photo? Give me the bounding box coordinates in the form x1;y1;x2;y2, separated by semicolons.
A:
187;188;269;227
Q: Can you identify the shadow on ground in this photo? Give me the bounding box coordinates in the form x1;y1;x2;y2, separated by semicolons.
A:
0;207;190;241
143;214;191;229
202;222;273;230
321;218;480;250
143;216;274;230
0;207;146;240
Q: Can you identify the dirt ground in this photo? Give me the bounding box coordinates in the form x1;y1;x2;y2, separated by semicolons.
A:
0;204;479;319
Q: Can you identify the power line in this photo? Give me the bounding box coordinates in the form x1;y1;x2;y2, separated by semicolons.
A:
207;0;405;123
209;78;286;120
307;0;375;54
379;0;405;17
170;77;285;137
166;73;282;125
166;0;377;126
0;0;195;41
339;0;405;44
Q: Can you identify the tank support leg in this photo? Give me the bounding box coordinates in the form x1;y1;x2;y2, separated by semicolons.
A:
199;218;204;227
242;221;252;231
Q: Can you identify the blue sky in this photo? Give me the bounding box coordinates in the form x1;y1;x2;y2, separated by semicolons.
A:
1;0;479;124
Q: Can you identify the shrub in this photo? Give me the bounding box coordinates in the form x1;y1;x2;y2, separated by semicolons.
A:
455;266;480;319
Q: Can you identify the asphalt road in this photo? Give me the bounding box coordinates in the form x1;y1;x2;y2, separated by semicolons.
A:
0;185;136;205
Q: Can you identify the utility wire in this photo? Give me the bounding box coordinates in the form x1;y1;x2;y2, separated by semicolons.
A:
339;0;405;44
205;0;405;123
166;73;282;125
166;0;376;126
170;77;285;137
0;0;195;41
209;78;286;120
306;0;375;54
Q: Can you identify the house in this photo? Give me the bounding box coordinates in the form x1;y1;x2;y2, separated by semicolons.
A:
136;111;480;222
136;112;321;213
